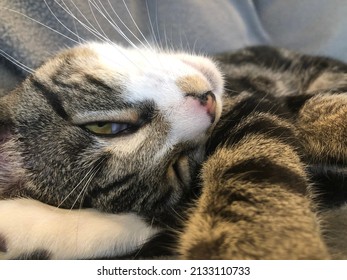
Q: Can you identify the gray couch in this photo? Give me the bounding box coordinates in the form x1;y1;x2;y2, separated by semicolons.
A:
1;0;347;95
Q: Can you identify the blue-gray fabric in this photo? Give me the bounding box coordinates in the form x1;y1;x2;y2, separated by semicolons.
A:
0;0;347;94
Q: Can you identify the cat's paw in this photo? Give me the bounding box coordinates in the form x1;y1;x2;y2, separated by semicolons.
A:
0;198;160;259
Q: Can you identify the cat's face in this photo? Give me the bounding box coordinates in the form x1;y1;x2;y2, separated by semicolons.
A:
0;42;223;220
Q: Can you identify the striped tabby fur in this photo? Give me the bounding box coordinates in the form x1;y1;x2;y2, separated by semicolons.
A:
0;44;346;259
179;47;347;259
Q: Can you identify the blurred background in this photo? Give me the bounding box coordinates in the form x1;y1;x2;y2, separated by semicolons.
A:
1;0;347;95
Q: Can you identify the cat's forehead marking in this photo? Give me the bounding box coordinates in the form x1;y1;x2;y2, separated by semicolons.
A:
176;75;210;94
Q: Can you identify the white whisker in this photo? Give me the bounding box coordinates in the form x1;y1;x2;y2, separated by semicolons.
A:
178;30;184;53
0;49;34;74
71;164;101;210
183;31;191;53
88;0;133;45
162;22;170;52
72;11;82;45
145;0;160;50
43;0;86;44
192;38;199;55
1;2;145;70
87;0;153;65
87;0;112;43
1;7;80;45
154;0;163;51
70;156;106;210
118;0;153;50
88;0;142;51
56;166;96;209
54;0;111;43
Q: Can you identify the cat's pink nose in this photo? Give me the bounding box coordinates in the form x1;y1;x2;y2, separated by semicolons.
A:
185;91;217;123
204;91;217;122
196;91;216;123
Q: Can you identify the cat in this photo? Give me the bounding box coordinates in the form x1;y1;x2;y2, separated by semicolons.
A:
0;42;346;259
0;42;223;259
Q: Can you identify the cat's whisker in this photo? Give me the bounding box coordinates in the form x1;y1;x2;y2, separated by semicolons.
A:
178;28;198;55
87;0;114;44
87;0;141;51
191;38;199;55
223;83;240;94
122;0;156;51
56;162;99;209
145;0;160;51
106;0;153;51
162;22;170;52
153;0;163;51
0;7;80;45
73;157;107;210
71;164;101;210
54;0;143;69
58;0;112;43
43;0;87;45
0;49;34;74
179;29;190;53
72;14;83;45
71;164;104;254
168;206;186;224
53;0;112;44
144;5;172;71
89;0;152;65
43;161;92;206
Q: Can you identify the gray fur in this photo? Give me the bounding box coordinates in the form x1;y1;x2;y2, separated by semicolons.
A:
0;46;205;227
1;45;347;259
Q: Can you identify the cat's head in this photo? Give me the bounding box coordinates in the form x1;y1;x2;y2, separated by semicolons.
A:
0;42;223;220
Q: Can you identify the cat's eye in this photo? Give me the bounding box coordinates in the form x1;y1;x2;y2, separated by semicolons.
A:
84;122;134;136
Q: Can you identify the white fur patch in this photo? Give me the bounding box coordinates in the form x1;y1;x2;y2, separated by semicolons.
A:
88;42;224;146
0;198;159;259
0;43;225;260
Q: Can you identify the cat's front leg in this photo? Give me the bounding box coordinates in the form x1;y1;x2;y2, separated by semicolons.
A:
0;198;160;259
178;113;330;260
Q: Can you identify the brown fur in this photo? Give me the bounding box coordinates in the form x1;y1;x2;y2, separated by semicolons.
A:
1;45;347;259
178;46;347;259
176;75;210;95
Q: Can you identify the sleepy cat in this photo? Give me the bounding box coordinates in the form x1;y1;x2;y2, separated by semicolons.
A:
0;43;346;259
0;42;223;259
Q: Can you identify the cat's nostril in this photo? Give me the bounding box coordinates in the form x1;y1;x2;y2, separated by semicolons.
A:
199;91;216;123
185;91;217;123
198;91;214;103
